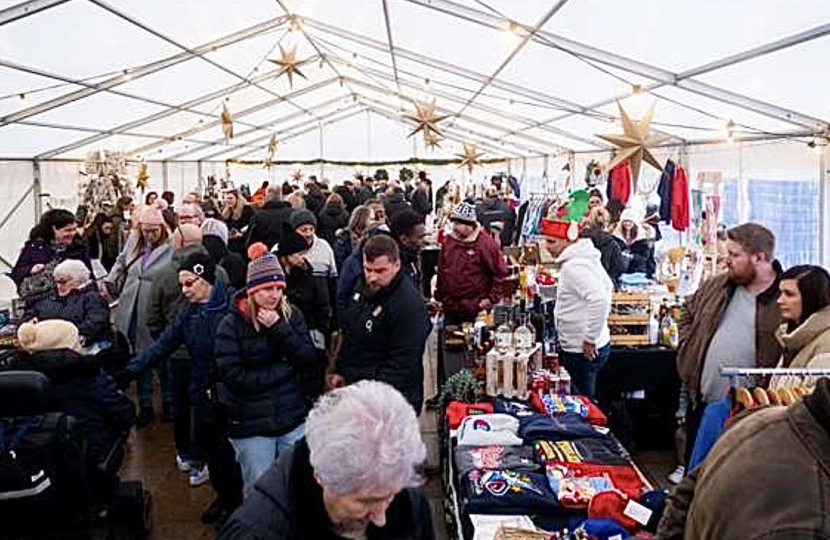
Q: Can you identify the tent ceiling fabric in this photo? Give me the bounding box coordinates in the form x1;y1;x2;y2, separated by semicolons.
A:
0;0;827;161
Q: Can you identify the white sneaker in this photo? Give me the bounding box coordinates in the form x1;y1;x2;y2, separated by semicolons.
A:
189;465;210;487
176;455;192;473
668;465;685;485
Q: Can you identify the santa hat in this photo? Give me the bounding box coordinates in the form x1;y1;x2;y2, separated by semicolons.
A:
540;218;580;242
17;319;81;353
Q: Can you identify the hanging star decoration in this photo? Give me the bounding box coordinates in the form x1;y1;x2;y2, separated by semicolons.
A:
424;131;442;150
268;45;307;88
136;161;149;193
405;98;450;138
456;143;485;173
596;100;670;188
263;134;278;169
292;168;304;183
220;102;233;142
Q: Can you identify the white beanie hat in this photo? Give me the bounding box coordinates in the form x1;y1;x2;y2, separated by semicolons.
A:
17;319;81;353
201;218;229;246
450;202;478;225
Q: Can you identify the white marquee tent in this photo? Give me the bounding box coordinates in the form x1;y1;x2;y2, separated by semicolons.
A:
1;0;829;272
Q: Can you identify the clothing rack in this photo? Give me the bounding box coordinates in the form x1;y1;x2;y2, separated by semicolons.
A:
720;367;830;388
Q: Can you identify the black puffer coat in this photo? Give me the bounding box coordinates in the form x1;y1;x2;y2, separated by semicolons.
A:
12;349;135;464
215;295;318;439
580;228;625;287
25;282;111;345
316;204;349;245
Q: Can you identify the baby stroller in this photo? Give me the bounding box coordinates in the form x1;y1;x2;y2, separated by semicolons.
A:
0;371;151;539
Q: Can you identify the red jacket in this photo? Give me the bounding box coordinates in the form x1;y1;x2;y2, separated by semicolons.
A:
435;227;508;321
671;165;690;232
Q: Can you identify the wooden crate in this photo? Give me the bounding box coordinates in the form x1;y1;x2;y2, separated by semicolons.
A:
611;334;651;346
609;293;651;346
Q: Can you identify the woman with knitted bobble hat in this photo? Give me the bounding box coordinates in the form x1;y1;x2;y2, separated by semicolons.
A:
215;242;319;496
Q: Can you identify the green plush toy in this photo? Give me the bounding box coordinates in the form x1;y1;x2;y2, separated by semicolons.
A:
565;189;590;222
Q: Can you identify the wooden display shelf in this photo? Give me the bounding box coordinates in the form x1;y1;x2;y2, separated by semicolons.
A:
611;334;651;346
608;314;650;324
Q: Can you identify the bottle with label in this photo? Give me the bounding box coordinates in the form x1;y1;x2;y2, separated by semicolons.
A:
514;314;535;352
495;318;513;353
485;349;501;396
668;317;679;348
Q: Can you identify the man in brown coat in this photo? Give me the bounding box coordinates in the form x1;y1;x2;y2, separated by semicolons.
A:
656;377;830;540
677;222;782;464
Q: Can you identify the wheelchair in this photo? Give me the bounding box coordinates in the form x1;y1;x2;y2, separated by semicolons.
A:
0;371;151;540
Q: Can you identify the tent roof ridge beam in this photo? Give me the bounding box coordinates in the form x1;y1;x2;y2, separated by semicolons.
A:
0;14;287;127
330;56;606;149
199;108;364;161
451;0;566;122
37;65;290;159
86;0;317;117
0;0;71;26
405;0;827;131
163;94;350;160
126;76;339;158
380;0;401;93
301;16;587;114
678;21;830;81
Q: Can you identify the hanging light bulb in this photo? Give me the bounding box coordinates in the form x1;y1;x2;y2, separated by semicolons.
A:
122;69;133;81
19;93;27;103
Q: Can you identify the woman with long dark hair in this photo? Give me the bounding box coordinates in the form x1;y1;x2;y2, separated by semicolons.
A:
221;190;255;257
11;209;92;302
771;264;830;389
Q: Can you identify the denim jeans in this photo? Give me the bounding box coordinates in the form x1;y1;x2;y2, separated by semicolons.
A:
559;343;611;400
137;358;172;407
230;423;305;495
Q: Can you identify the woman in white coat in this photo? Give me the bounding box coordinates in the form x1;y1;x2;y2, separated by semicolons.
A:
105;203;173;426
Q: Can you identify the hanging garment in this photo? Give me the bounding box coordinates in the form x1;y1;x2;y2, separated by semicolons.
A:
671;165;690;232
608;162;632;205
658;159;676;224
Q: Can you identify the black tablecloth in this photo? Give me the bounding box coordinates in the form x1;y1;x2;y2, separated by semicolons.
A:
597;346;681;451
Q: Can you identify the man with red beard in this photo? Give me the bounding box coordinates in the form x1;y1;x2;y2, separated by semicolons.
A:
677;223;782;467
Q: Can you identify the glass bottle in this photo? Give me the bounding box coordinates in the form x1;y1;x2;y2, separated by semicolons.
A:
495;318;513;353
514;314;535;352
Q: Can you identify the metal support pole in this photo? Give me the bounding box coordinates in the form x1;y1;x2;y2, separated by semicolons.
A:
162;161;169;192
32;160;43;221
819;147;829;267
366;110;372;162
196;160;204;195
318;121;324;181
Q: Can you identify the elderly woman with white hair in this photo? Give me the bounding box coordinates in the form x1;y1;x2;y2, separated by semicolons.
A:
218;380;435;540
25;258;111;352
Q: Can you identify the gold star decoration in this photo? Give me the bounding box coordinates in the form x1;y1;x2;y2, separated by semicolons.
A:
424;131;442;150
136;161;149;193
596;101;670;187
268;45;307;88
220;102;233;142
404;98;450;138
263;134;278;168
292;168;304;183
456;143;485;173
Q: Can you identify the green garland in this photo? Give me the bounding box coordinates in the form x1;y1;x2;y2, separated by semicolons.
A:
226;156;508;167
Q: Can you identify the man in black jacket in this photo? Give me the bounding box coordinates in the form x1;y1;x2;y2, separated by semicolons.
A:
246;185;293;250
476;187;516;247
330;235;431;414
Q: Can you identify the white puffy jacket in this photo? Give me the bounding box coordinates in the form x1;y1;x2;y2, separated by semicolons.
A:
554;239;613;353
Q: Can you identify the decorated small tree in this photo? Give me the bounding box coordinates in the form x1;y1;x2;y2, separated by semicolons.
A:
442;369;481;404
